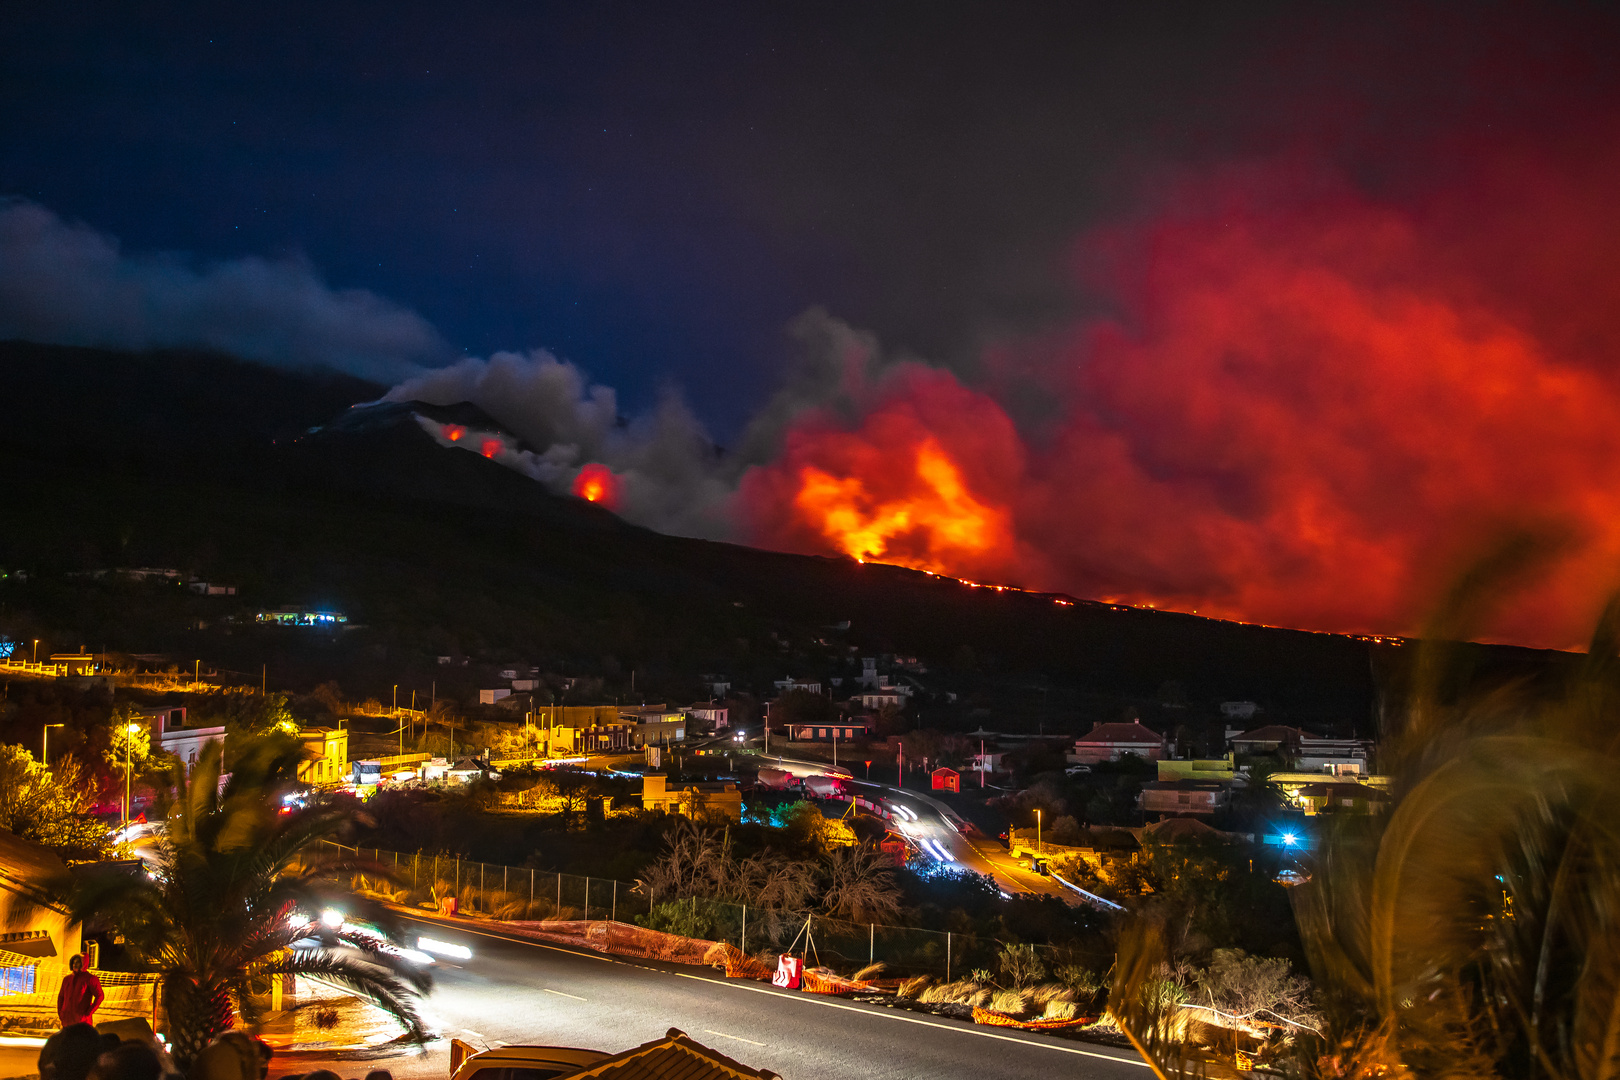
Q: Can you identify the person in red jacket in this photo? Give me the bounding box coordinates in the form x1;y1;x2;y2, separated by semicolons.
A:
56;954;104;1028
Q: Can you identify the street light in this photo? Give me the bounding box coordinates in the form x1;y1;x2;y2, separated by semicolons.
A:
32;639;39;664
42;723;64;763
1036;808;1043;853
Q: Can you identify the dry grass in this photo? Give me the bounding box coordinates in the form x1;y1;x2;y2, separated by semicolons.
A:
1042;1000;1079;1021
988;988;1032;1016
1031;982;1075;1006
897;975;932;998
851;963;886;982
918;979;994;1007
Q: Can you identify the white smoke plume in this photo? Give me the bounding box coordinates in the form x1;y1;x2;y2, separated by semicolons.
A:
0;199;448;381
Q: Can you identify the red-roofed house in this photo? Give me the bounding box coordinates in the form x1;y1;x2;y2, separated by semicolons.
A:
1071;721;1166;764
1227;725;1304;755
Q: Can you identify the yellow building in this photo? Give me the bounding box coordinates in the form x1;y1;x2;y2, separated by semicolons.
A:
297;727;349;785
640;775;742;822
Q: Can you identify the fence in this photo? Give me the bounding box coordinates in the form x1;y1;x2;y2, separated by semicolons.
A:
0;966;159;1027
323;844;1083;984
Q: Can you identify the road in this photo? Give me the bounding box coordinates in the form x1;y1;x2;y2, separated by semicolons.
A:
280;913;1149;1080
846;781;1078;904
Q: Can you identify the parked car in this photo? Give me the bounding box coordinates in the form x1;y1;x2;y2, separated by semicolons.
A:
451;1043;610;1080
1064;764;1092;776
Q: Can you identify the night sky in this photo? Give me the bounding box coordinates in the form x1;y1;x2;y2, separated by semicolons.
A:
7;3;1620;643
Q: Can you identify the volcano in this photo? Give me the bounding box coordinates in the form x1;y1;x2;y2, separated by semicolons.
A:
0;340;1560;734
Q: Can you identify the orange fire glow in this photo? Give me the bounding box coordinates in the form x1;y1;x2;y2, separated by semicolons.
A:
793;437;1013;575
442;424;466;442
479;438;502;458
572;463;620;508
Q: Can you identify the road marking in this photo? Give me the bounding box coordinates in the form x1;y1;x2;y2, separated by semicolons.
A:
670;972;1151;1069
543;988;586;1001
401;910;1145;1069
398;914;614;962
461;1029;485;1039
703;1030;766;1047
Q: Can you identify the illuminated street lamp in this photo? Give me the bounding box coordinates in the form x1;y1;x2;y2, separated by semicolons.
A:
1036;808;1043;853
42;723;64;763
32;639;39;664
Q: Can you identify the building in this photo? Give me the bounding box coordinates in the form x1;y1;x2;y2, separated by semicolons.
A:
479;688;512;704
549;722;636;756
1272;772;1393;815
773;677;823;695
931;767;960;793
621;706;687;746
0;830;82;996
1139;780;1231;818
1157;755;1238;783
297;727;350;786
1227;725;1304;755
969;749;1006;775
48;654;95;676
136;707;225;773
787;719;870;742
856;689;906;710
687;704;729;730
641;775;743;822
1070;721;1166;764
1296;733;1373;772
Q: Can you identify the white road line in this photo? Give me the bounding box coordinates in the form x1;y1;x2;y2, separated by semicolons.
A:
671;972;1151;1068
703;1030;766;1047
543;988;586;1001
402;911;1146;1069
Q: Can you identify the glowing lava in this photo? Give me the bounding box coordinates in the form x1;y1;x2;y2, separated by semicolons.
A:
794;437;1012;575
442;424;466;442
479;438;502;458
572;463;619;507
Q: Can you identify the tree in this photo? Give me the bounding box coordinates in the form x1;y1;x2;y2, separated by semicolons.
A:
819;844;902;924
771;689;833;730
0;747;111;861
67;737;430;1067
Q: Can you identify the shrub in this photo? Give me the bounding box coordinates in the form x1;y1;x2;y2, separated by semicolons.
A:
1043;1000;1079;1021
996;942;1047;988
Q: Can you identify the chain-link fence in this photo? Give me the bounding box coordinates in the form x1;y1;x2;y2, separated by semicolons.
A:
326;843;1077;983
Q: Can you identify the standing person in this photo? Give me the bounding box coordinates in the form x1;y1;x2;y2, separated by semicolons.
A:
57;954;105;1028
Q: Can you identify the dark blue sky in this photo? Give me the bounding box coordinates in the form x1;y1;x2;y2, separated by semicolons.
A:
4;2;1613;439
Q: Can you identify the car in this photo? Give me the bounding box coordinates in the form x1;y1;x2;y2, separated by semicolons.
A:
451;1043;611;1080
1064;764;1092;775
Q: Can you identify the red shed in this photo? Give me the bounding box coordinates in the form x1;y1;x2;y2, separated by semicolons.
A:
931;767;960;793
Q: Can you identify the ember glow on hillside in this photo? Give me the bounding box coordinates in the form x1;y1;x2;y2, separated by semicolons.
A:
572;463;619;507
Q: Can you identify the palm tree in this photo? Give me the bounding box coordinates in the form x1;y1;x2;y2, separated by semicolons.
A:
68;736;431;1067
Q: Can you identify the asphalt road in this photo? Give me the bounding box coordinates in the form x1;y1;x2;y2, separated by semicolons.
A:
847;781;1078;904
282;913;1149;1080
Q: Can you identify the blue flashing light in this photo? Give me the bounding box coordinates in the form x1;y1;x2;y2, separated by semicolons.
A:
1282;833;1298;847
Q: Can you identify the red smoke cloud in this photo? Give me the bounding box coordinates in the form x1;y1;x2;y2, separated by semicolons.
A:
739;156;1620;646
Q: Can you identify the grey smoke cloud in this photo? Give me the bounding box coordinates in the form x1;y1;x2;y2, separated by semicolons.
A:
385;312;888;540
388;350;740;539
0;199;448;381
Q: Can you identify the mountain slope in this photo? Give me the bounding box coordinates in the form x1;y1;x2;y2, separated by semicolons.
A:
1;340;1553;734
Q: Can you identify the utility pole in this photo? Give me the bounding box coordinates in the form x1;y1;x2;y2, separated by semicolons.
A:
262;665;266;694
42;723;63;764
897;741;903;786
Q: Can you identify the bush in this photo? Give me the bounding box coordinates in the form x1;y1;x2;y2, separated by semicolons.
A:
1043;1000;1079;1020
996;942;1047;988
